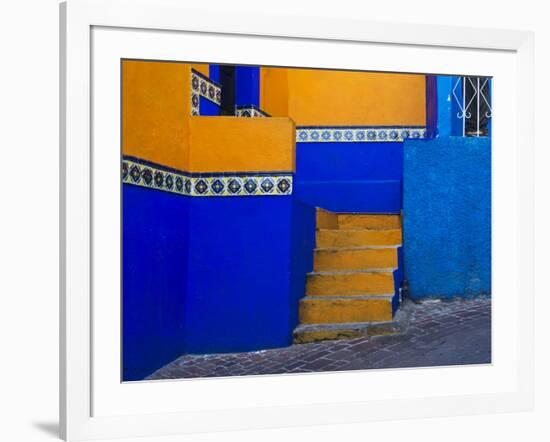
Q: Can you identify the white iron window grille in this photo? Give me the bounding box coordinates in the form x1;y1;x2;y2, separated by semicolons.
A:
452;76;492;137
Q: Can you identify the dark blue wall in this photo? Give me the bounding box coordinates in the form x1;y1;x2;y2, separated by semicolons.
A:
199;96;220;116
183;196;299;354
123;184;317;373
402;136;491;298
235;66;260;107
208;64;260;109
122;185;190;381
209;65;220;83
289;199;316;328
294;141;403;213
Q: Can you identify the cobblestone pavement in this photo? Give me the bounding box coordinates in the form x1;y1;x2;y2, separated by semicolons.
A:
147;297;491;380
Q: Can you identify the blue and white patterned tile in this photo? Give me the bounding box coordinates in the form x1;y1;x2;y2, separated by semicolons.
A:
190;69;222;115
296;127;428;142
122;157;293;197
235;105;271;118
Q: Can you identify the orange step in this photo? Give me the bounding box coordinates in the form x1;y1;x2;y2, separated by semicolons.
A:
337;214;401;230
316;229;402;248
314;247;397;271
306;270;395;296
299;296;393;324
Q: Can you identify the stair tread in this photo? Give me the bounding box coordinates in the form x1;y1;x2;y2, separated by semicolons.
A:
302;294;394;301
317;228;401;232
315;245;401;251
309;268;396;276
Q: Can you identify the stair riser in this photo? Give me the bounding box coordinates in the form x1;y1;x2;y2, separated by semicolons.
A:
299;298;393;324
316;208;339;229
306;272;394;296
314;248;397;271
337;214;401;230
316;229;402;248
294;323;400;344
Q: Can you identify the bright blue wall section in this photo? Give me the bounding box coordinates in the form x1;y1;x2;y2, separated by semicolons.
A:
208;65;220;83
403;136;491;298
436;76;453;137
294;141;403;213
450;76;464;137
235;66;260;107
123;185;316;375
199;96;220;116
122;185;190;381
183;196;297;353
208;65;260;107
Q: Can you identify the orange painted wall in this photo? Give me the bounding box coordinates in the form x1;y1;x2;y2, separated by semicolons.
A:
122;60;191;170
123;61;295;173
190;63;209;77
260;67;426;126
259;68;289;118
189;117;295;173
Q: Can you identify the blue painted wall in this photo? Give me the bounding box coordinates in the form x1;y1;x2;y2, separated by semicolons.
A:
294;141;403;213
208;65;220;83
208;64;261;109
402;136;491;298
123;186;315;375
436;76;453;137
183;196;299;354
235;66;260;107
122;185;190;381
199;96;220;116
289;199;316;328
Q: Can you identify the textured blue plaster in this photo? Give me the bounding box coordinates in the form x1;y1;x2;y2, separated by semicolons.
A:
403;137;491;299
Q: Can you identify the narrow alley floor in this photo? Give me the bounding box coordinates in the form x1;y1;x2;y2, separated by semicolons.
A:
147;297;491;380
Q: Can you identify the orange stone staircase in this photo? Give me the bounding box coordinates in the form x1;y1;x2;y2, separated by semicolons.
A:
293;208;403;344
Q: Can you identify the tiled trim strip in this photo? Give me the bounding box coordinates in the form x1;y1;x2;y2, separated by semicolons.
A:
122;157;293;197
235;105;271;118
296;126;429;143
191;69;222;115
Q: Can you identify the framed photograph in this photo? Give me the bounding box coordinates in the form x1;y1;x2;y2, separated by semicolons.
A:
60;0;534;440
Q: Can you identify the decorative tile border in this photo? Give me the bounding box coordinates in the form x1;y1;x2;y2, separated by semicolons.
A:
235;105;271;118
296;126;429;143
122;157;293;197
191;69;222;115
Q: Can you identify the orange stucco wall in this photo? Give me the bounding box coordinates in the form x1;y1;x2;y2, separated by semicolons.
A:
190;63;209;77
122;60;192;170
189;117;295;173
260;67;426;126
123;61;295;173
259;68;289;118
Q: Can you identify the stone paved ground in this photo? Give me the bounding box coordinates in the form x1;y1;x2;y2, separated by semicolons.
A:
147;297;491;380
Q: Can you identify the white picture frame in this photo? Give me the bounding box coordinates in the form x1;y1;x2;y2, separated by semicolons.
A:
60;0;534;440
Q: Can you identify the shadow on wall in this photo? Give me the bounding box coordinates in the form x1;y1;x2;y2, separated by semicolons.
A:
403;136;491;299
